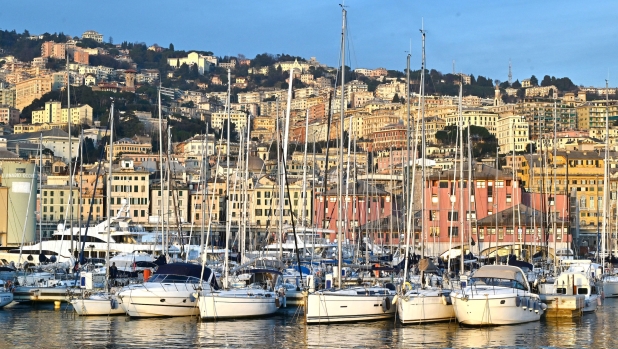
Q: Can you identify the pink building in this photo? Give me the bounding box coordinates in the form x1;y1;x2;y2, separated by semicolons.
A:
423;163;571;258
313;181;393;243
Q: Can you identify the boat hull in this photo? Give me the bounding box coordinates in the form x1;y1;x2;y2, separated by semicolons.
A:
118;284;199;317
198;291;280;319
0;291;13;308
602;279;618;298
71;295;125;316
13;286;79;303
451;293;543;326
305;291;396;324
397;290;455;324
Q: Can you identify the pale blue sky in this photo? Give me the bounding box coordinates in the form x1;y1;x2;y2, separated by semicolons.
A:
3;1;617;87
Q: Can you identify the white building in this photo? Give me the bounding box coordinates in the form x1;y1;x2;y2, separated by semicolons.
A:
167;52;212;75
82;30;104;43
497;115;530;154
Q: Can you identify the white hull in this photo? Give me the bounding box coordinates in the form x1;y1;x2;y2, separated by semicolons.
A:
71;294;125;316
397;289;455;324
118;283;199;317
583;294;599;313
198;290;280;319
305;288;396;324
0;291;13;308
602;279;618;298
452;292;543;326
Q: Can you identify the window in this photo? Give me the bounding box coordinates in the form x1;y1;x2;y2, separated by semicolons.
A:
430;227;440;237
439;181;449;188
430;210;439;221
255;209;262;216
466;211;476;220
506;194;512;203
447;211;458;221
141;210;145;217
448;226;459;237
477;181;486;188
506;228;514;235
589;196;594;209
580;197;586;208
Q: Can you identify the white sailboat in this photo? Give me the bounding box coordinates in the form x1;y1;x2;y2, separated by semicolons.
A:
72;101;124;316
451;265;546;325
198;71;282;320
305;7;396;324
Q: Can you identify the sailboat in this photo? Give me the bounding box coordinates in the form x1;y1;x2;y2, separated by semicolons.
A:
397;50;455;324
305;8;396;324
71;101;124;316
198;70;283;320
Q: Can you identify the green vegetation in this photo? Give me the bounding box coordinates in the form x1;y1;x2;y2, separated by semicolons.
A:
435;125;498;158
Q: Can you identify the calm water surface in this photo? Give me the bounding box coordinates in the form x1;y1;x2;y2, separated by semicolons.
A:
1;299;615;348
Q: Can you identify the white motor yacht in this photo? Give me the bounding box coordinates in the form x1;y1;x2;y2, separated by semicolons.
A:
117;263;217;317
0;280;13;308
71;291;125;316
451;265;546;326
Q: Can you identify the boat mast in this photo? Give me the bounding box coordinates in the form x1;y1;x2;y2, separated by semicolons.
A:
105;100;115;291
420;26;426;258
282;62;295;259
243;118;251;263
459;81;465;274
200;130;207;256
406;53;411;229
39;133;43;254
157;83;165;256
602;79;610;272
224;68;231;288
552;99;558;272
337;6;347;289
78;129;83;252
275;97;282;259
67;55;74;257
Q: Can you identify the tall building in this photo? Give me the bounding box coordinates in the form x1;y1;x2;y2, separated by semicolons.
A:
0;106;20;125
41;41;66;60
496;115;529;154
73;49;89;64
15;76;52;111
108;159;151;224
0;84;16;108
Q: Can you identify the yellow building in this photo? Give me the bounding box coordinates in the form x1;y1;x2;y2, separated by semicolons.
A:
31;100;94;125
445;107;498;135
577;100;618;130
109;159;151;223
15;76;52;111
211;110;248;130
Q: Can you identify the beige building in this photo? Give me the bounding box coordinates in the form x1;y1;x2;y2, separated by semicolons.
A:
445;107;498;135
211;110;248;130
105;137;152;160
41;41;66;60
109;159;151;223
15;76;52;110
0;106;19;125
496;115;529;154
31;101;94;125
150;180;189;224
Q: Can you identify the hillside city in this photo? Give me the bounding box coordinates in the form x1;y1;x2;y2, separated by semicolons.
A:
0;28;615;256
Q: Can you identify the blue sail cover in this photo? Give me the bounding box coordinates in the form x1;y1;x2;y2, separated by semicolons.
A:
154;262;218;289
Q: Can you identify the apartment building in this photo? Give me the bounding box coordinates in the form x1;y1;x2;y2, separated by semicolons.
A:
31;101;94;125
15;76;52;110
108;159;151;224
496;115;530;154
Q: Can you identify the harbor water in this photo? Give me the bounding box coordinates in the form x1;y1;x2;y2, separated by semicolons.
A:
2;300;616;348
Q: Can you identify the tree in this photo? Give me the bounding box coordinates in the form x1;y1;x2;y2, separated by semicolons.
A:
392;93;400;103
169;43;174;51
530;75;538;86
541;75;552;87
108;36;113;44
512;80;522;89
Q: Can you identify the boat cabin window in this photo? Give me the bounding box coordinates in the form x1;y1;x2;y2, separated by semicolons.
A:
577;288;588;295
472;277;526;290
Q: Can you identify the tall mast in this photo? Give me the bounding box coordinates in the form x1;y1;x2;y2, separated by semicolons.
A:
78;129;83;249
39;133;43;253
405;53;411;225
200;129;207;256
281;63;295;257
105;100;115;291
243;119;251;262
337;6;347;289
67;55;74;256
458;81;465;273
224;68;231;288
276;97;283;259
602;79;610;271
420;26;426;258
157;83;165;256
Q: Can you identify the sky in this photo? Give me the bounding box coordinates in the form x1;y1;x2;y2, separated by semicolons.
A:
2;1;618;87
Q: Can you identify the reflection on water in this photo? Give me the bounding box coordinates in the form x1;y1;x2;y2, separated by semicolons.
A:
2;300;618;348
